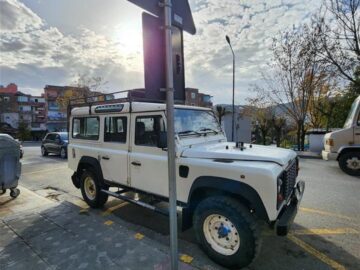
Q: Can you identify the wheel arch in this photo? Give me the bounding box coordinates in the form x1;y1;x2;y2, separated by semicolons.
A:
74;156;105;187
337;146;360;160
182;176;269;231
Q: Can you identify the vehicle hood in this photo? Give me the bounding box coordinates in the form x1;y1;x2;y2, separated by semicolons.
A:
181;142;297;166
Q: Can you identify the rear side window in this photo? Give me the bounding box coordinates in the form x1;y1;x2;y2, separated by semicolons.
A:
104;117;127;143
72;117;99;140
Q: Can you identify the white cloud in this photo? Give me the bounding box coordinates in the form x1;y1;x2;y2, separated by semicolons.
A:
0;0;321;104
0;0;143;94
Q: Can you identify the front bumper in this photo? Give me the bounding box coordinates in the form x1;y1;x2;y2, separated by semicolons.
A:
275;181;305;236
322;150;338;161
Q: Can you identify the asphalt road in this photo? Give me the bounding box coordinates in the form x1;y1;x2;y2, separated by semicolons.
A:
19;143;360;270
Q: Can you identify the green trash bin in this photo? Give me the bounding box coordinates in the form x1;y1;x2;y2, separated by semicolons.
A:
0;134;21;198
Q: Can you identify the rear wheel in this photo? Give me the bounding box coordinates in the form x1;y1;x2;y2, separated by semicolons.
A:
339;152;360;176
193;196;261;269
80;169;108;208
41;146;48;156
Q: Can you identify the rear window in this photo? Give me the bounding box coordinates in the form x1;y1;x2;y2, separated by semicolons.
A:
72;117;99;140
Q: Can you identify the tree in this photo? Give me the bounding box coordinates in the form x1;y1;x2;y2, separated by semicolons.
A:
73;73;108;92
17;121;31;141
314;0;360;87
215;105;226;126
246;97;273;145
56;74;108;111
252;25;325;150
272;115;287;147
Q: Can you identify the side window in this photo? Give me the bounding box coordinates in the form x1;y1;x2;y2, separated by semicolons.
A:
135;115;164;146
104;117;127;143
72;117;99;140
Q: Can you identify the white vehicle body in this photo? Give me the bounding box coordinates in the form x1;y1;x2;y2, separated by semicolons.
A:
322;96;360;176
68;100;304;268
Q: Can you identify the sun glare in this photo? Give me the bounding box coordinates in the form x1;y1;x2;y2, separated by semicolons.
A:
113;22;143;55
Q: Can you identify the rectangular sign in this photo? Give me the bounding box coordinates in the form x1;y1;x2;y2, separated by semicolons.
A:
128;0;196;34
142;12;185;102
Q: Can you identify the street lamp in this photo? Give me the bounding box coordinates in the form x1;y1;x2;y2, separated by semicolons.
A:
226;35;235;142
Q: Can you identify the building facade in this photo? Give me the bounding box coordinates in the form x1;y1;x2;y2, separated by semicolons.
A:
185;88;213;107
44;85;91;131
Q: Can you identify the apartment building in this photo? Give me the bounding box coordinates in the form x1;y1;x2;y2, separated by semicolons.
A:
184;88;213;107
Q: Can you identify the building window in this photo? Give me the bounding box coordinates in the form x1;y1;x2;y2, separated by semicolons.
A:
104;117;127;143
17;96;28;102
72;117;99;140
191;92;196;99
3;96;10;102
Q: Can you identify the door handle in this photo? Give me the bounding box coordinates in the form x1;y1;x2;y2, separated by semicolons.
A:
131;161;141;166
102;156;110;160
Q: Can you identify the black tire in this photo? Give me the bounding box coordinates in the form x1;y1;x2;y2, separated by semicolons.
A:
41;146;48;156
60;147;67;159
338;152;360;176
193;196;261;269
80;168;109;208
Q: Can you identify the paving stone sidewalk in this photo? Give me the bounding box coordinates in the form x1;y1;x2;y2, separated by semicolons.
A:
0;186;196;270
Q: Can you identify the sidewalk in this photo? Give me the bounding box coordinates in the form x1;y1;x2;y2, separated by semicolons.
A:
0;186;197;270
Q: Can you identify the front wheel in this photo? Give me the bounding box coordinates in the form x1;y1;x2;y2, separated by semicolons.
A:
193;196;261;269
60;147;67;159
41;146;48;156
339;152;360;176
80;169;108;208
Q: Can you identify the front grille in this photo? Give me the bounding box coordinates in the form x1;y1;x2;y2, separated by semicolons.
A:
281;159;297;199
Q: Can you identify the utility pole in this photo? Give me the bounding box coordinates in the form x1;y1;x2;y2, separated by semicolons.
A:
163;0;178;269
226;35;235;142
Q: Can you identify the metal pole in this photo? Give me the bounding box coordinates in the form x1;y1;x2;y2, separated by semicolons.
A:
163;1;178;269
232;47;235;142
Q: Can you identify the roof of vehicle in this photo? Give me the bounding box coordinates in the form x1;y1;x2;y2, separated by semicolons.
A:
71;102;211;116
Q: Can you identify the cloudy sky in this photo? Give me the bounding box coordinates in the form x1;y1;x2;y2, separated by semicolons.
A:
0;0;322;104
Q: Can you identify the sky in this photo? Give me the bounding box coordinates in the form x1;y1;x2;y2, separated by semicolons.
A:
0;0;322;104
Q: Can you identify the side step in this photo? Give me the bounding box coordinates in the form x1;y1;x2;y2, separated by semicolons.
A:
101;189;169;216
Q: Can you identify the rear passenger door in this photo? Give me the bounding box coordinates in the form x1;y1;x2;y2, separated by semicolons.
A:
99;115;129;185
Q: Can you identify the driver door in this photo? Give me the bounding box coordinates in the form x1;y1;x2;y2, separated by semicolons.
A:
129;112;168;197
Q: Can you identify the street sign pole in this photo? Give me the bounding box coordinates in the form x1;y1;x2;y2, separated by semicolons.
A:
163;0;178;269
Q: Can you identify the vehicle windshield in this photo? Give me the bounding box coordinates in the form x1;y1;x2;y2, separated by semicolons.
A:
343;98;359;128
174;109;222;136
60;133;69;140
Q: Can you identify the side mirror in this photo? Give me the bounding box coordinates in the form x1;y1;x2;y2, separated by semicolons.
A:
157;131;167;149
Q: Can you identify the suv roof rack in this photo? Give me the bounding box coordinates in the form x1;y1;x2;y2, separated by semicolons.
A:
66;89;185;130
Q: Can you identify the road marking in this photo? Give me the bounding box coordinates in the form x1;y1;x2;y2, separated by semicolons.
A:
22;166;68;175
179;254;194;264
101;202;129;216
288;235;345;270
300;207;355;221
104;220;114;226
134;233;144;240
293;228;359;235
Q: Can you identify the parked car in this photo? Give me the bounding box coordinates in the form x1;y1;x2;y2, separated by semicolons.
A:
41;132;68;159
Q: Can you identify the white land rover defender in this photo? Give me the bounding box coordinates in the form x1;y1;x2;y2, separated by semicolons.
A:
68;96;304;269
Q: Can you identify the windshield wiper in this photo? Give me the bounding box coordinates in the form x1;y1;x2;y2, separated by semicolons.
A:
177;130;202;136
198;128;219;134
